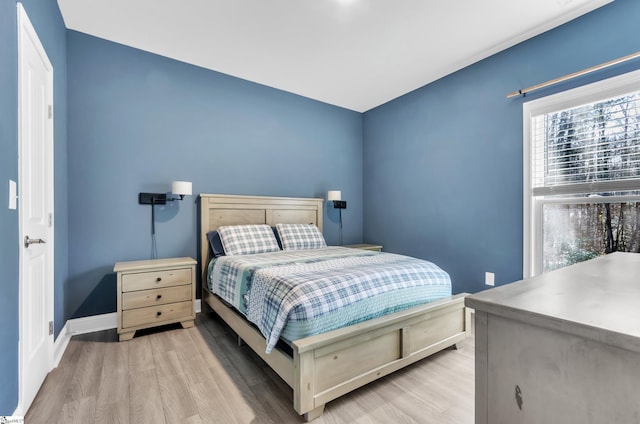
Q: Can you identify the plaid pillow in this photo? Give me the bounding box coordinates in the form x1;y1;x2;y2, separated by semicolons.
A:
276;223;327;250
217;224;281;256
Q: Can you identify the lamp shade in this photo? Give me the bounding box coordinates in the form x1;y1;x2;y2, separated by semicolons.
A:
172;181;192;196
327;190;341;201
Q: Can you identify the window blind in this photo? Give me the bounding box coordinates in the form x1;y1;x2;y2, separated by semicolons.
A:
531;91;640;196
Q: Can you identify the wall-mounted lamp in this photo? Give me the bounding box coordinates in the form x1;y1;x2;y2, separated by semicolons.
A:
139;181;192;205
139;181;193;258
328;190;347;209
328;190;346;245
170;181;192;201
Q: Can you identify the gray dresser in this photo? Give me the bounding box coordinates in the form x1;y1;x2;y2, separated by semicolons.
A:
466;252;640;424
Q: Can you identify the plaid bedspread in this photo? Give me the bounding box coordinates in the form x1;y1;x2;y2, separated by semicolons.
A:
209;247;451;353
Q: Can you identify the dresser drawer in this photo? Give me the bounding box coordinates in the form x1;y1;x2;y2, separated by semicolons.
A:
122;301;193;329
121;268;191;292
122;285;192;310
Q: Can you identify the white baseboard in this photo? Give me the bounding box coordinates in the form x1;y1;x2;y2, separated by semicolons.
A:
57;298;202;345
65;299;202;336
67;312;117;336
53;321;71;368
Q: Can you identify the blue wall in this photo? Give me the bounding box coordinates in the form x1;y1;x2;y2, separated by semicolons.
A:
0;0;67;415
363;0;640;294
2;0;639;415
66;31;363;318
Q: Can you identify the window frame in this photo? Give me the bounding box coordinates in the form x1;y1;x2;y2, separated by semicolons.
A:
523;68;640;277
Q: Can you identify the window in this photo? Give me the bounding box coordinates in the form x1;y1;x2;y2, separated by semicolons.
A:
524;70;640;277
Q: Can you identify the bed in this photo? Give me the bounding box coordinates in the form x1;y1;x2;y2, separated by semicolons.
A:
199;193;470;421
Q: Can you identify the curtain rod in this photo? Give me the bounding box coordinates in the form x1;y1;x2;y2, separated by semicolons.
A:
507;51;640;99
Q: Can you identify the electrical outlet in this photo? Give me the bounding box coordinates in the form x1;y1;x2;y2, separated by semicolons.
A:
485;272;495;286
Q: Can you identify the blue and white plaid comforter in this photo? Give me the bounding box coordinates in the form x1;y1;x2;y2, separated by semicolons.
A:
209;247;451;353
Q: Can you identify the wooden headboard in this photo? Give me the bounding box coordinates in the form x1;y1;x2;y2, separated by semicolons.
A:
199;194;324;277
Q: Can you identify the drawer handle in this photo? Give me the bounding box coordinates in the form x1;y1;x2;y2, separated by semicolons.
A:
156;311;162;317
156;294;162;300
156;277;162;282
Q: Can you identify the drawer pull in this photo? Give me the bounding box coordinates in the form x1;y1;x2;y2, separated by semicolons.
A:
156;294;162;300
156;277;162;282
156;311;162;317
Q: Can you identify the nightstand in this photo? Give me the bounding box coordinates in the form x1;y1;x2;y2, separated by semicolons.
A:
114;257;197;341
344;243;383;252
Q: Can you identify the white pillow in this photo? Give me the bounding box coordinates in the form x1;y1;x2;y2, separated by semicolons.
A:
217;224;280;256
276;223;327;250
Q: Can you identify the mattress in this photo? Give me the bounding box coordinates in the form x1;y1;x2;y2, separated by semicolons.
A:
208;247;451;353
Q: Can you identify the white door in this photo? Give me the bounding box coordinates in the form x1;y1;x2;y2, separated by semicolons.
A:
17;3;54;415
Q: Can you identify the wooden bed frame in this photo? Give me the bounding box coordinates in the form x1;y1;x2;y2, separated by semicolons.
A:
199;193;469;421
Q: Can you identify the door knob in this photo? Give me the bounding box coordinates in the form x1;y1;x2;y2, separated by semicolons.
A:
24;236;46;248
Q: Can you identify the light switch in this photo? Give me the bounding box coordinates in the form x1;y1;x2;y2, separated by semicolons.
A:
8;180;16;210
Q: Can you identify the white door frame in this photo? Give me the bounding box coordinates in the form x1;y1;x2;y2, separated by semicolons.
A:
16;2;55;416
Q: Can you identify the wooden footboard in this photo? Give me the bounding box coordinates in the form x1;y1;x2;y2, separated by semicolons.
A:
203;289;469;421
291;293;468;420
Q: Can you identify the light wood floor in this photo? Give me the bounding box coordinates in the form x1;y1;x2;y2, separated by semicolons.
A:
26;311;475;424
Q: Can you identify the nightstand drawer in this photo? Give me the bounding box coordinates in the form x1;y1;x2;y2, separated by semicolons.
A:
121;268;191;292
122;300;193;329
122;285;192;310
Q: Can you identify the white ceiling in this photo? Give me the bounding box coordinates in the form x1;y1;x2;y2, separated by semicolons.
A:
57;0;612;112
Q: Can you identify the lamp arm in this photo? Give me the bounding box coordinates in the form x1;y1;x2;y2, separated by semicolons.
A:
167;194;186;201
